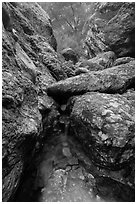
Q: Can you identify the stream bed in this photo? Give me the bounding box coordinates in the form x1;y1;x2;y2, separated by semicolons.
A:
12;116;135;202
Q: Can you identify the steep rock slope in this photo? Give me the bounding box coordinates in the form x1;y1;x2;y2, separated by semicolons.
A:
2;2;67;201
85;2;135;58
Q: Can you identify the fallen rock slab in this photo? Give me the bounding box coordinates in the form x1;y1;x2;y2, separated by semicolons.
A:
47;61;135;102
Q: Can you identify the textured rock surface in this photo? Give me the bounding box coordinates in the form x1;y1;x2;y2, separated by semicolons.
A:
47;61;135;101
69;92;135;170
85;2;135;58
2;2;61;201
76;60;104;72
88;51;116;68
78;51;116;71
2;2;135;202
113;57;134;66
61;48;78;64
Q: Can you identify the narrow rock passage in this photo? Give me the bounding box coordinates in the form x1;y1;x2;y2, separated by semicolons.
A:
35;125;103;202
13;115;134;202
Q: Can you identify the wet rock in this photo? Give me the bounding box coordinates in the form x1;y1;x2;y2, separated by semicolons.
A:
113;57;134;66
85;2;135;58
69;92;134;170
47;61;135;102
61;48;78;64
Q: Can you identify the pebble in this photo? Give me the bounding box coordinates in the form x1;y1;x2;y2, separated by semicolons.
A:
62;147;72;157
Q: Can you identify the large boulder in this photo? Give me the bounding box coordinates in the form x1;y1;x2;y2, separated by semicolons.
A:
61;48;78;64
85;2;135;58
47;61;135;102
69;91;135;171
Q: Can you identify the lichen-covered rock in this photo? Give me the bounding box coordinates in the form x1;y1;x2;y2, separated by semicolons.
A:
61;48;78;64
85;2;135;58
69;92;134;171
47;61;135;102
113;57;134;66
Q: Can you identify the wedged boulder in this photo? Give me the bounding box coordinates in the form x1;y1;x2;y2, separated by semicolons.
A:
61;48;78;64
85;2;135;58
69;92;135;171
77;51;115;71
76;60;104;72
88;51;116;68
41;52;67;81
113;57;134;66
47;61;135;102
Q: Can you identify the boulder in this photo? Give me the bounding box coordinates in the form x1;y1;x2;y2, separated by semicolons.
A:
61;48;78;64
47;61;135;102
77;60;104;72
77;51;116;71
85;2;135;58
113;57;134;66
69;92;134;170
88;51;116;68
75;67;90;76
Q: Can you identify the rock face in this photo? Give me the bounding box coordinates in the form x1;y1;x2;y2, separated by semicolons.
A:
2;2;61;201
47;61;135;102
69;91;135;170
61;48;78;64
2;2;135;202
85;2;135;58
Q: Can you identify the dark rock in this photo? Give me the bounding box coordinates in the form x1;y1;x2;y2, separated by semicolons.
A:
2;3;12;31
2;70;42;201
61;48;78;64
95;176;134;202
85;2;135;58
69;91;134;170
113;57;134;66
47;61;135;102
